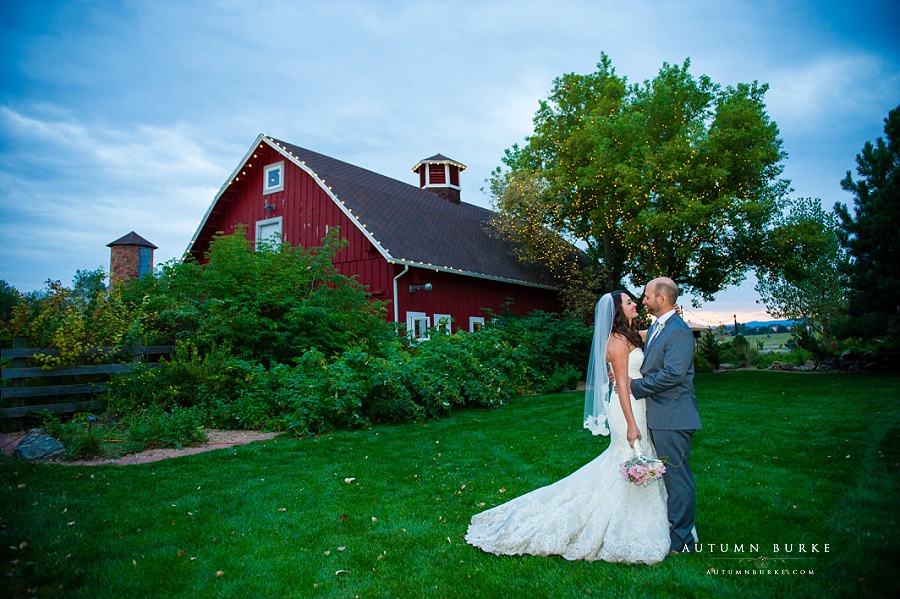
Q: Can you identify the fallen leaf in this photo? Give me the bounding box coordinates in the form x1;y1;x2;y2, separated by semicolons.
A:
337;546;346;551
215;570;224;577
177;550;186;557
338;514;349;522
371;517;378;522
344;478;356;484
324;551;331;556
67;522;75;527
278;508;287;512
335;570;349;576
499;488;506;493
132;560;137;567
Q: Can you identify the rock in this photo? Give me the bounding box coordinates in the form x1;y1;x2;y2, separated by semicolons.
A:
14;429;66;461
767;361;796;371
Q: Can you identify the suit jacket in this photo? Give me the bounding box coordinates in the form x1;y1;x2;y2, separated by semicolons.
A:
630;313;702;431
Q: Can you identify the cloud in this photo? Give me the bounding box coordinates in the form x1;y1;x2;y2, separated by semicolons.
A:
0;106;222;290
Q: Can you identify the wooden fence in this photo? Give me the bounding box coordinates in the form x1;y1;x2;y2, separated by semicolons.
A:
1;342;173;428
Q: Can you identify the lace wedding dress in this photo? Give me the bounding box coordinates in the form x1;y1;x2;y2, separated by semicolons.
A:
465;348;670;564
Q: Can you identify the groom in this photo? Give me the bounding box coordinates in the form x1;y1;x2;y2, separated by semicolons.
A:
629;277;702;554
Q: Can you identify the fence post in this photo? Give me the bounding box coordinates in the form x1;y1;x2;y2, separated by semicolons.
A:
9;338;28;430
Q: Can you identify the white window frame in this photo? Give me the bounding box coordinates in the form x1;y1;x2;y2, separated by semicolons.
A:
263;161;285;195
406;311;431;342
469;316;485;332
255;216;283;250
434;313;452;334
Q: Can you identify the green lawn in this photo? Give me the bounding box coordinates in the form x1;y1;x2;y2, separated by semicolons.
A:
741;332;793;353
2;371;898;598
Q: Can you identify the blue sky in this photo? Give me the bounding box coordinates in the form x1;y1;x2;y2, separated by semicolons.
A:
1;0;898;324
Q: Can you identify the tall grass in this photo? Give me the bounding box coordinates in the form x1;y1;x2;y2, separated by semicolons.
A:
1;371;897;598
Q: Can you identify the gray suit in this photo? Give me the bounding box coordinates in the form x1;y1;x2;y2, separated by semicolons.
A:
630;313;701;552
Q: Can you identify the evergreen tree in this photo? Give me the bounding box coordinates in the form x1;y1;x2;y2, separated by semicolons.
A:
834;105;900;341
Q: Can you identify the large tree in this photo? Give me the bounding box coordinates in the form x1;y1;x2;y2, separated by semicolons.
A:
834;104;900;340
490;54;793;301
755;198;848;345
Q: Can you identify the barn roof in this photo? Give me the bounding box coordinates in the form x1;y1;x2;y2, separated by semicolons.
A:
190;135;559;290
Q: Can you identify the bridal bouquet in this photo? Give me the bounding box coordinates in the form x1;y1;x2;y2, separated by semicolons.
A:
620;440;666;486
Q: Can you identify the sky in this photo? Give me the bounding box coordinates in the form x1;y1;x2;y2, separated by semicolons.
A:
1;0;898;325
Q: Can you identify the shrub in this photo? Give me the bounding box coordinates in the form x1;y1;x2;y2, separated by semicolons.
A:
485;309;592;384
697;329;721;369
539;363;581;393
124;404;206;450
693;353;715;373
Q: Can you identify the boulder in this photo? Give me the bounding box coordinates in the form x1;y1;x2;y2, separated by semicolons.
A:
14;429;66;461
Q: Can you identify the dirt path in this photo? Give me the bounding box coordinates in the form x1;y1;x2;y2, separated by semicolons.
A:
1;429;281;466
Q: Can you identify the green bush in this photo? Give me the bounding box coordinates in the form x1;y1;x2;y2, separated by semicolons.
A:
697;328;721;369
754;348;816;368
485;308;592;384
115;227;394;364
124;404;206;450
539;363;581;393
693;353;715;373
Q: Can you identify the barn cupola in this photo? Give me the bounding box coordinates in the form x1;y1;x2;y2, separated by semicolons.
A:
412;154;467;204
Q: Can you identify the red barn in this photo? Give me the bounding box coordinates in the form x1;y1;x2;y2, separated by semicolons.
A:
187;134;561;337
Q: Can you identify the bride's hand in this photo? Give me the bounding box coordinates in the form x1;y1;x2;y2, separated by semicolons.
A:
627;425;642;447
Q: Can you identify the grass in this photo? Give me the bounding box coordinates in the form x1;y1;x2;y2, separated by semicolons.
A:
737;332;793;353
1;371;898;598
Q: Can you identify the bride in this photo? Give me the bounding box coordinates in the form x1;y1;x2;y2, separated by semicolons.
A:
465;291;670;564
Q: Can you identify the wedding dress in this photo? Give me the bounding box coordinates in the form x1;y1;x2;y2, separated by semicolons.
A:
465;348;670;564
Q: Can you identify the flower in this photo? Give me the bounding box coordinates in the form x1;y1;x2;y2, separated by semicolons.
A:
619;454;666;485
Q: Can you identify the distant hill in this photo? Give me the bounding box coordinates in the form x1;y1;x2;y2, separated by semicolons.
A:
740;320;797;328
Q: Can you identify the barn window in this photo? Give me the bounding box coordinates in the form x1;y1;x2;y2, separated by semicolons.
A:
406;312;431;342
256;217;283;250
263;161;285;195
469;316;485;332
434;314;452;334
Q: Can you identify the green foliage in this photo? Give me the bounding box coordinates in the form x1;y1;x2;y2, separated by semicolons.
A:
115;227;393;363
697;328;721;369
753;348;816;368
539;363;582;393
485;309;592;383
718;334;756;367
489;53;792;300
123;404;207;450
105;311;587;438
0;279;20;345
790;323;830;363
756;198;848;345
6;274;141;367
834;104;900;342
